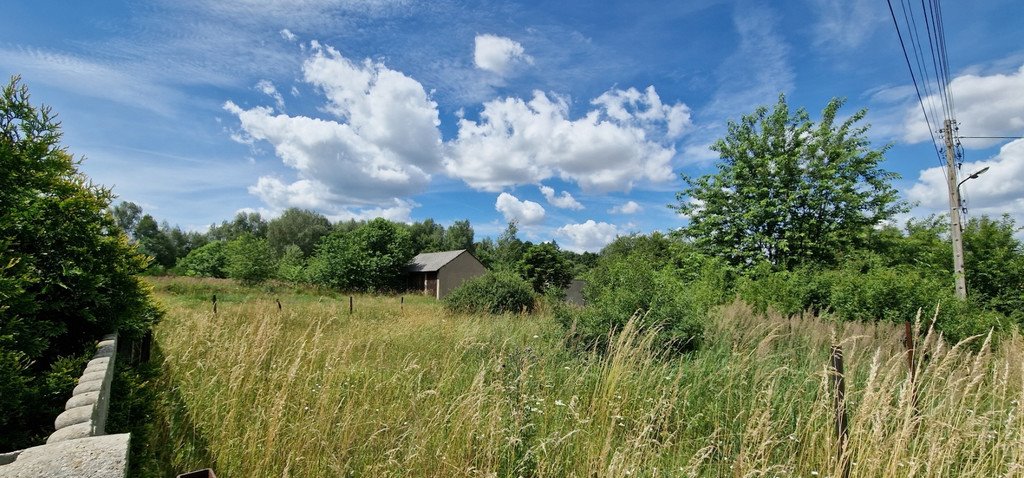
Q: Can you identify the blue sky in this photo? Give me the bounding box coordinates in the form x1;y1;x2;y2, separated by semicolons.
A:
3;0;1023;251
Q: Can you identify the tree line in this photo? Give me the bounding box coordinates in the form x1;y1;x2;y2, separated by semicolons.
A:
116;203;597;294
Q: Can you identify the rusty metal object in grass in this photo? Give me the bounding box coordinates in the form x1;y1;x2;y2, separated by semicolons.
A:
830;344;850;478
277;298;282;311
349;296;354;314
212;294;217;315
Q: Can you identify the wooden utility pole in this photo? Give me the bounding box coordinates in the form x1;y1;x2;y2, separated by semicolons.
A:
943;119;967;299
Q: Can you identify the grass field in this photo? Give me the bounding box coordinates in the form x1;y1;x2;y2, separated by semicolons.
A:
131;277;1024;477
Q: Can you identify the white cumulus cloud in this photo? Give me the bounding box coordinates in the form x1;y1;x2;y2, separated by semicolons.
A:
445;87;688;193
906;139;1024;228
495;192;546;225
225;42;442;216
474;34;533;76
609;200;643;214
556;220;620;253
903;64;1024;148
279;28;297;42
539;185;583;210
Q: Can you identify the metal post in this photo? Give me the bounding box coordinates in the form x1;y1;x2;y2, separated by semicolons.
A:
943;119;967;299
349;296;353;314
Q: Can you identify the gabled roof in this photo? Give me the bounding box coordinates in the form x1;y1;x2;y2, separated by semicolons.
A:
407;249;469;272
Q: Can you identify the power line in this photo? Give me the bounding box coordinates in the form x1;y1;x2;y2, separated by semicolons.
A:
957;136;1024;139
886;0;944;168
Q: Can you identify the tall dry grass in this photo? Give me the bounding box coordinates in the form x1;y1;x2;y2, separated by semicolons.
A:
148;279;1024;477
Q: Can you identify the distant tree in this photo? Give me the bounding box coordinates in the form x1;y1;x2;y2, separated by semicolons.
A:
518;242;573;293
224;234;275;285
962;215;1024;317
176;241;228;278
306;218;414;292
562;249;599;278
494;221;526;270
332;218;365;235
110;201;142;239
444;219;475;252
600;232;674;269
135;214;177;269
676;95;906;270
1;76;158;449
275;244;307;283
209;211;268;241
409;218;445;253
474;237;497;269
266;208;331;257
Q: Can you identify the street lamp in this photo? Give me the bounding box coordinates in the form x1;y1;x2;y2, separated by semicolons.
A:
957;166;990;214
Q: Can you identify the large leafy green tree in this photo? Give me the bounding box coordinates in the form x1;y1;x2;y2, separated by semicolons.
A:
306;218;414;292
1;77;158;449
518;242;573;293
443;219;475;252
266;207;331;257
409;218;445;253
225;234;276;285
676;95;906;270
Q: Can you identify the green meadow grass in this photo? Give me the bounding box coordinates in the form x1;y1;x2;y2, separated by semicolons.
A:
141;277;1024;477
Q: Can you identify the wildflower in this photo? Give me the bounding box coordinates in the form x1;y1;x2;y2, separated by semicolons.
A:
555;400;566;407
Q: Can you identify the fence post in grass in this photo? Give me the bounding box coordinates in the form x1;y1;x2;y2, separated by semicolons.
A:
830;344;851;478
349;296;354;314
212;294;217;315
277;298;282;311
400;296;404;312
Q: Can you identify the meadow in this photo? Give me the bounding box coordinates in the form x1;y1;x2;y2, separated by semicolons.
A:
132;277;1024;477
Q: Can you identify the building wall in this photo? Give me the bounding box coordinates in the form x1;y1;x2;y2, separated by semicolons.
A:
565;279;587;306
436;252;487;299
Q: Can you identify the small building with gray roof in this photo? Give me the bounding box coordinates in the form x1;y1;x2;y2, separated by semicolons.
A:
406;249;487;299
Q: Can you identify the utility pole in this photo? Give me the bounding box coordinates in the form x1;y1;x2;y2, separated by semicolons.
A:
943;119;967;299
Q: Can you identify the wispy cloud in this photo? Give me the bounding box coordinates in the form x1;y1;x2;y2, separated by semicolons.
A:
808;0;887;51
0;46;182;116
683;3;792;167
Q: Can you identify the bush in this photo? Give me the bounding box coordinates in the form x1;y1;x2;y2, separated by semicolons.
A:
225;234;275;285
175;241;227;278
443;271;536;314
306;218;414;292
276;244;307;283
559;254;704;353
736;252;1012;346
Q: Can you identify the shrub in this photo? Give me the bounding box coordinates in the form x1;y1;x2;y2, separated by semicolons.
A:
559;254;704;353
306;218;414;292
443;271;535;314
176;241;227;278
225;234;275;285
276;244;307;283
